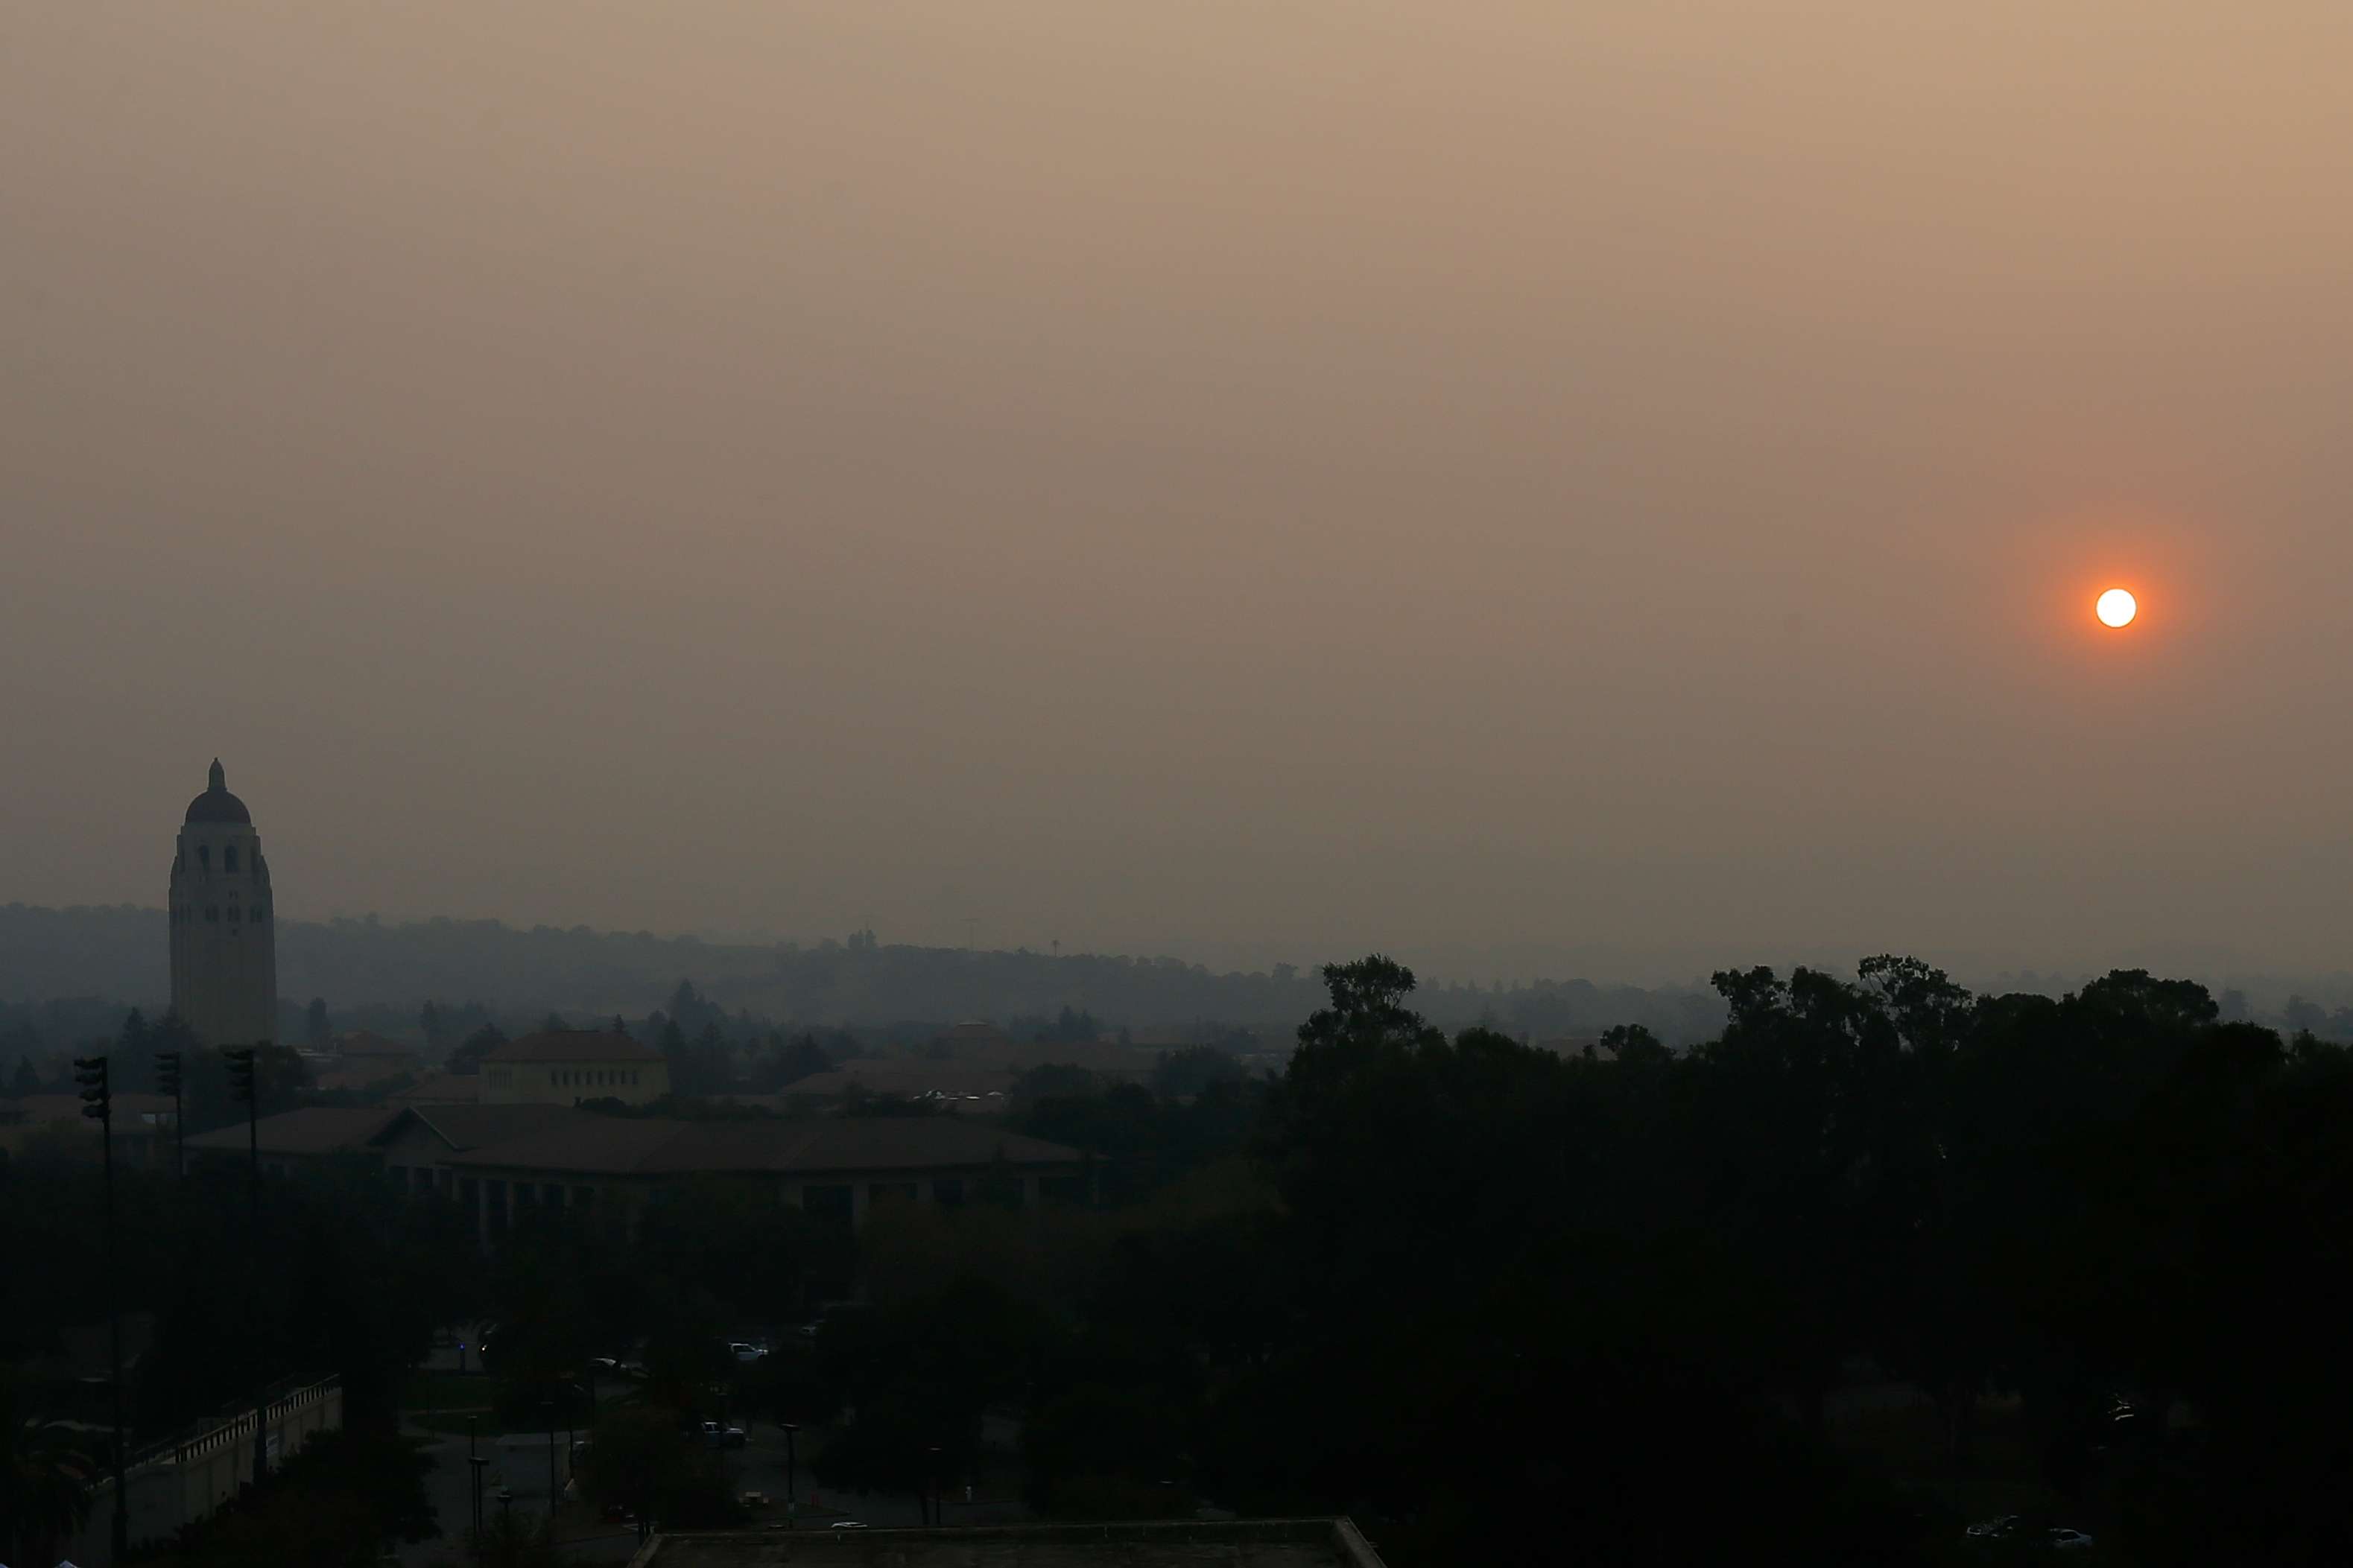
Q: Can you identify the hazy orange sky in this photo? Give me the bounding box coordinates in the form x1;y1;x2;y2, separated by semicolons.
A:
6;2;2350;983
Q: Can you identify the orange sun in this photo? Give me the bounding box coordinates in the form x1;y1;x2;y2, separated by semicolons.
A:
2095;588;2138;629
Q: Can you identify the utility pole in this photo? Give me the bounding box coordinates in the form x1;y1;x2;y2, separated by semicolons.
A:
154;1050;184;1176
75;1054;127;1561
224;1044;268;1483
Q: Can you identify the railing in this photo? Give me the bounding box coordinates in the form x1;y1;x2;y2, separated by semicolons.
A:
121;1374;341;1475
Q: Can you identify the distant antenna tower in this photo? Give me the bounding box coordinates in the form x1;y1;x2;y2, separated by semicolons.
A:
965;917;979;950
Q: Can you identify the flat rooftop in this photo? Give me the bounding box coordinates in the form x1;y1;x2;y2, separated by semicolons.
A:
633;1519;1386;1567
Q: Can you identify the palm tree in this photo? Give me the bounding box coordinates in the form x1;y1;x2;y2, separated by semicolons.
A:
1;1372;95;1565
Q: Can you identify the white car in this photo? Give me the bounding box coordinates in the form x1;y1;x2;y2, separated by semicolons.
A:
2048;1529;2095;1551
729;1342;767;1362
829;1520;867;1531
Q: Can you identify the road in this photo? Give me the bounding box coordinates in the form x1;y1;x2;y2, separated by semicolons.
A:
397;1331;1033;1555
396;1423;642;1567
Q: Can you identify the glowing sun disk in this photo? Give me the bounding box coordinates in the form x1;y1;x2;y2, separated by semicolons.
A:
2096;588;2138;629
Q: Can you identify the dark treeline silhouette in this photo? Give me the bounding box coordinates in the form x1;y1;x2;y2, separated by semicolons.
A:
6;953;2349;1562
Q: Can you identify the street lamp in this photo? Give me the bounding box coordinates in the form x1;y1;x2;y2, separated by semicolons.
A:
780;1421;799;1529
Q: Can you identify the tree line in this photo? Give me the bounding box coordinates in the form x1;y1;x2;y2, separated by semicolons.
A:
7;953;2349;1563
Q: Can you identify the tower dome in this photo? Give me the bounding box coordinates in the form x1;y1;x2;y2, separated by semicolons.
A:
185;758;253;825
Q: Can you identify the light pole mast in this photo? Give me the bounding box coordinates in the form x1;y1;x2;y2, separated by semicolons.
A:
225;1044;269;1483
155;1050;184;1175
75;1054;127;1560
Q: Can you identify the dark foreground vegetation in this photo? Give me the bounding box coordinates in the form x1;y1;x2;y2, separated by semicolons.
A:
5;956;2348;1564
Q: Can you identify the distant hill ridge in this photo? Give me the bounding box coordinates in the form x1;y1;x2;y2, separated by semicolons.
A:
0;902;1726;1041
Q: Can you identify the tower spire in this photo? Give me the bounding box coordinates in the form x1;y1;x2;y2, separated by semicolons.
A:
209;758;225;793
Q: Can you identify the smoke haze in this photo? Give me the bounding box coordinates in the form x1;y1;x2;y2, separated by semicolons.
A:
7;3;2352;981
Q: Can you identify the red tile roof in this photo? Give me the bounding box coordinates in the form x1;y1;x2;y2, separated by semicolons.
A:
446;1115;1081;1177
390;1072;482;1105
183;1106;402;1156
374;1103;581;1152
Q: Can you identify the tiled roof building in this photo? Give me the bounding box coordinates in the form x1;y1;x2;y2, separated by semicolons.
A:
480;1029;669;1107
186;1103;1089;1245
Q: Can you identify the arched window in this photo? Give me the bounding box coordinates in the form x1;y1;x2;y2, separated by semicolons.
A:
197;845;210;870
224;846;238;872
630;1070;639;1086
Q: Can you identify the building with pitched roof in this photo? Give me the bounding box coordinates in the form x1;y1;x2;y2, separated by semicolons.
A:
368;1102;583;1193
481;1029;669;1105
182;1106;399;1177
180;1102;1089;1243
440;1114;1088;1242
388;1070;483;1106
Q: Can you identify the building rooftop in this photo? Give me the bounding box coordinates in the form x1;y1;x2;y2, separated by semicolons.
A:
390;1071;483;1105
485;1029;665;1064
183;1105;399;1156
635;1520;1386;1567
374;1102;581;1151
446;1114;1084;1177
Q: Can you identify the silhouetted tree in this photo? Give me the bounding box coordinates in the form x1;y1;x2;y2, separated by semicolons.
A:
447;1023;507;1076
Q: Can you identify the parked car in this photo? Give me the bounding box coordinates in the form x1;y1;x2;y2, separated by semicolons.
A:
1966;1514;2022;1539
2048;1529;2095;1551
698;1420;747;1448
729;1342;768;1362
829;1521;867;1531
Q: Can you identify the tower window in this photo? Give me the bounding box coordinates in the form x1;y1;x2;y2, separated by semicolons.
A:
227;904;241;922
198;845;210;870
224;846;238;872
206;906;218;923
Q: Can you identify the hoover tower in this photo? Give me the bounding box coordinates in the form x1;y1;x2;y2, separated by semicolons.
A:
167;759;278;1046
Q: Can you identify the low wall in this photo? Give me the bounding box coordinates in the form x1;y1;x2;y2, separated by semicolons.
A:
61;1376;343;1567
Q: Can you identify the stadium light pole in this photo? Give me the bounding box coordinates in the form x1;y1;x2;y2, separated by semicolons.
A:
154;1050;184;1175
75;1054;127;1561
224;1044;268;1483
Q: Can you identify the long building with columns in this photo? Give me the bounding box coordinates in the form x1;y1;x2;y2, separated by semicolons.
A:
186;1104;1090;1243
